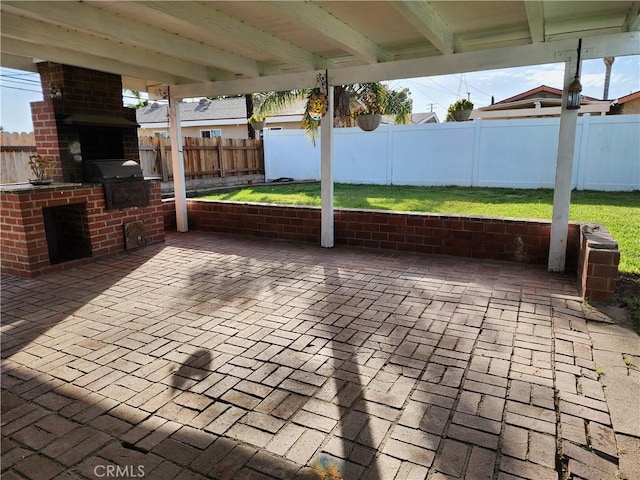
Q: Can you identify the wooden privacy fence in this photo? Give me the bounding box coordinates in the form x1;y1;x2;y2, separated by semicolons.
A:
0;133;264;184
138;136;264;181
1;132;36;184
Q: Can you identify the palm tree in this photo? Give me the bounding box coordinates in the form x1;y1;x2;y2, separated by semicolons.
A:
253;82;412;144
125;90;149;109
384;86;412;124
602;57;615;100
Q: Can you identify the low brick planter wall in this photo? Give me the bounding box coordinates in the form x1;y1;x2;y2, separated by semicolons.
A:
163;199;586;268
164;199;621;302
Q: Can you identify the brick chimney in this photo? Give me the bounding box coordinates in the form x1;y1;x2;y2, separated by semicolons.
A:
30;63;139;183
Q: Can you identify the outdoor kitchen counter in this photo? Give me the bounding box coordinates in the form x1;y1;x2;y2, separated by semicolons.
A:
1;181;165;278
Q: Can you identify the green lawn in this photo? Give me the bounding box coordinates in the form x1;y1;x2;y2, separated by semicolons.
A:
200;183;640;275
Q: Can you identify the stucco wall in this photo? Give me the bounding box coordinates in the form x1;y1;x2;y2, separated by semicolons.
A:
620;97;640;114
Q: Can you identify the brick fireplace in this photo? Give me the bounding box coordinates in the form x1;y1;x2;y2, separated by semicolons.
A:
0;63;164;278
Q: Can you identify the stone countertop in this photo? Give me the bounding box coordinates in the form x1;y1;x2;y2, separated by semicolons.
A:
0;182;85;193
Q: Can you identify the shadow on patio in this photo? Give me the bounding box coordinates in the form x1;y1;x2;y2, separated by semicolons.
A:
1;231;622;479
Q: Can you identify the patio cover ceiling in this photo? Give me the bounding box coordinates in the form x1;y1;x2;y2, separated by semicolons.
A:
1;1;638;98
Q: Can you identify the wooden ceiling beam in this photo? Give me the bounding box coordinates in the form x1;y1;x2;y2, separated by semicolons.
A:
0;36;186;85
0;52;38;73
456;27;533;52
2;1;259;78
525;1;545;42
137;1;332;71
391;1;456;54
0;12;216;83
267;1;391;63
545;13;629;38
623;3;640;31
167;32;639;99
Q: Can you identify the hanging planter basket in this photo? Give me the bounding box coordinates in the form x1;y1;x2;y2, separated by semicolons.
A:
356;114;382;131
451;109;472;122
250;119;266;130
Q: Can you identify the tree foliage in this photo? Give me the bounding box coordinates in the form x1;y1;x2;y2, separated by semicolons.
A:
253;82;412;144
124;90;149;109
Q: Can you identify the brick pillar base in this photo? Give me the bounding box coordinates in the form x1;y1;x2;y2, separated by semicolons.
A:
577;224;620;303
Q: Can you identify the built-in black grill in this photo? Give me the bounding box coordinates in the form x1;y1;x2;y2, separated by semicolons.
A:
88;159;149;210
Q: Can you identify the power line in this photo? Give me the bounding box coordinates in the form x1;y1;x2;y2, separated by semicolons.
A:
400;79;449;111
423;78;460;97
0;78;40;85
452;74;492;99
0;83;145;99
409;80;453;103
0;75;41;90
0;72;39;78
456;73;469;99
0;73;40;83
1;78;42;89
416;75;492;103
1;74;42;88
0;70;38;74
0;84;41;94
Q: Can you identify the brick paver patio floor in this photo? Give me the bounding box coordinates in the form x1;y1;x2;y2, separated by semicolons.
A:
1;232;626;479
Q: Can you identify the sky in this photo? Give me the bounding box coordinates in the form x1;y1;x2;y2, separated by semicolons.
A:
1;55;638;132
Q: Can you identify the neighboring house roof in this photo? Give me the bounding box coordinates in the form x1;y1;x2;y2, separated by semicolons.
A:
381;112;439;125
138;97;440;127
495;85;600;104
411;112;440;124
136;97;306;126
612;90;640;105
608;90;640;115
138;98;247;124
470;85;609;119
136;103;168;124
495;85;562;104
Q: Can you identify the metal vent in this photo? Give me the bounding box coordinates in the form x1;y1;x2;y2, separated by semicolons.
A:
124;221;147;250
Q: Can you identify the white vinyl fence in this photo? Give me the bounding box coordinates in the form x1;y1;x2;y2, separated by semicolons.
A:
264;114;640;191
